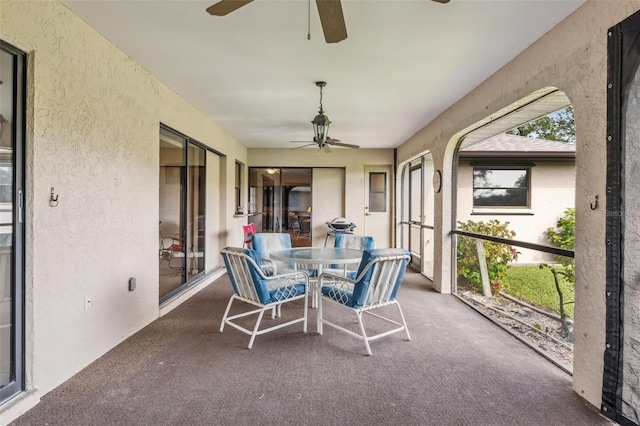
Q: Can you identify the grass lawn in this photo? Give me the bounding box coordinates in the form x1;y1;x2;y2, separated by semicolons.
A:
503;265;574;318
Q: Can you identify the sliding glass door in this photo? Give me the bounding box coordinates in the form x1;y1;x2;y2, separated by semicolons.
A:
0;41;26;405
159;127;206;302
248;168;312;247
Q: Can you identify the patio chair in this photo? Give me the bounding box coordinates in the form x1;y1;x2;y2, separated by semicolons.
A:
299;219;311;237
324;234;376;279
317;248;411;356
159;232;185;270
252;232;314;276
220;247;309;349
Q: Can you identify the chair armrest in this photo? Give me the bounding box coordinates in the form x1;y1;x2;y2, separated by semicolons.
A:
264;270;310;294
259;258;278;276
318;271;356;284
265;270;309;284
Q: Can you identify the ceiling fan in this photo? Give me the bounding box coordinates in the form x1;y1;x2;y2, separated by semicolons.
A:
291;137;359;153
290;81;359;152
206;0;451;44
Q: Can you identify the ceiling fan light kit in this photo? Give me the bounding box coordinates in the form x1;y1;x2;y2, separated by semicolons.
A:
289;81;360;152
311;81;331;147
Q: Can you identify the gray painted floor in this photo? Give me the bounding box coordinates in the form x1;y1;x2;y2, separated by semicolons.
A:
10;269;613;425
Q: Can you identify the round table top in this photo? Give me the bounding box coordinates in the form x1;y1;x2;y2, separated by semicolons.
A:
270;247;363;265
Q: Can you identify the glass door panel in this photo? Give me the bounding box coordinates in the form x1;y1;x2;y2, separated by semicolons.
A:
282;168;311;247
409;166;422;264
248;167;312;247
248;168;281;233
422;156;435;279
159;129;212;303
402;154;434;279
0;41;25;404
159;128;186;299
186;143;205;280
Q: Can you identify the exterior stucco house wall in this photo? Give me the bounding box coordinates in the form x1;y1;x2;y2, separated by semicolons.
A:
457;133;576;263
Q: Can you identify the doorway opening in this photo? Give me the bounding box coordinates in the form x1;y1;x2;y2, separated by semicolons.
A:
399;154;435;279
452;89;576;372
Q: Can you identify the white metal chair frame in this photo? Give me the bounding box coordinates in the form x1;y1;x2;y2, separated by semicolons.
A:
220;247;309;349
318;251;411;356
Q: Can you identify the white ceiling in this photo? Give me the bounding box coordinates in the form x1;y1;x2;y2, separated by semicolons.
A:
61;0;586;150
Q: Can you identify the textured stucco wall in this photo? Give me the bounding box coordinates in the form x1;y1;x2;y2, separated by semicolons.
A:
311;168;345;247
456;161;575;263
395;0;640;409
0;0;247;407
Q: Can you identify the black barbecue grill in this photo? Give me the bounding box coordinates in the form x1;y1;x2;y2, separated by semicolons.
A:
324;217;356;246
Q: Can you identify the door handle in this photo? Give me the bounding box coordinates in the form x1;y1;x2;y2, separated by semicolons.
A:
365;213;371;216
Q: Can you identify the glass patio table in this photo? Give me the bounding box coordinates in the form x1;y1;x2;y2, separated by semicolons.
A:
270;247;363;330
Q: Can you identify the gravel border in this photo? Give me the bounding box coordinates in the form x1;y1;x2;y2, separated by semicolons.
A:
458;288;574;371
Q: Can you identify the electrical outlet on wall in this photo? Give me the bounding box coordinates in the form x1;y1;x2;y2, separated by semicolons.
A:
84;294;92;310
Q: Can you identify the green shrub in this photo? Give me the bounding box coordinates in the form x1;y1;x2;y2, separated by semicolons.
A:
457;220;518;295
545;207;575;281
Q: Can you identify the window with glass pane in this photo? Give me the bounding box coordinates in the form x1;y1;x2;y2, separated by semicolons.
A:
473;168;529;207
369;172;387;212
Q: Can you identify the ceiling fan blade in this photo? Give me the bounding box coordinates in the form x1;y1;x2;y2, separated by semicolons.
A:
323;144;332;153
206;0;254;16
316;0;347;43
430;0;451;3
290;140;315;143
292;143;317;150
327;141;359;149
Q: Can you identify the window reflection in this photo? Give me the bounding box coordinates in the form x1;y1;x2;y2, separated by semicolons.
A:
473;168;529;207
248;168;312;247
